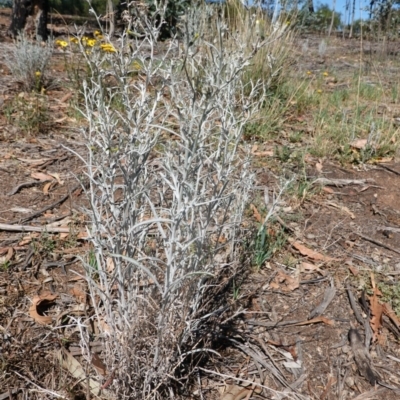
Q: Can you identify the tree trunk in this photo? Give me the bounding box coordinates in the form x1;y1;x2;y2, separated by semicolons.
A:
106;0;115;37
349;0;355;38
8;0;48;41
328;0;336;36
308;0;315;13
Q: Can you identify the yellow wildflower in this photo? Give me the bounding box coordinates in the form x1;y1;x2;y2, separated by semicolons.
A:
317;89;323;94
87;39;96;47
306;70;312;75
70;37;79;44
94;30;104;40
35;71;41;77
322;71;329;77
56;39;68;48
132;61;141;70
100;43;117;53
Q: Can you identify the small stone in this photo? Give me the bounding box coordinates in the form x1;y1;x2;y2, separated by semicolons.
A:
342;345;351;354
345;376;355;388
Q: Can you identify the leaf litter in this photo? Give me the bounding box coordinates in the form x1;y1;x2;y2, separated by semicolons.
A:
2;31;400;400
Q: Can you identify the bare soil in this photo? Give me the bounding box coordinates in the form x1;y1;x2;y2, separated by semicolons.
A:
1;10;400;400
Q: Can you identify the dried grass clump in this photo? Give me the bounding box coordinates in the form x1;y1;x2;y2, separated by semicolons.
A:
222;0;295;93
71;3;293;399
5;34;52;92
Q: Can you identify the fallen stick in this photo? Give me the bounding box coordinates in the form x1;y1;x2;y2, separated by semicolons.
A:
7;180;51;196
0;223;71;233
348;328;377;385
377;226;400;233
312;178;375;187
377;164;400;176
353;231;400;255
0;389;21;400
9;183;82;225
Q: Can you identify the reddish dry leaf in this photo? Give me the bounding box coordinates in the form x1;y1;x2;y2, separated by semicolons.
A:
266;338;283;346
350;139;368;150
48;172;63;185
70;284;86;304
270;270;299;292
101;370;116;390
60;92;73;103
320;376;336;400
348;265;359;276
250;204;262;223
369;274;383;343
59;349;106;396
382;303;400;330
106;257;115;273
43;181;56;195
304;153;314;164
29;292;58;325
0;246;11;255
300;261;320;272
322;186;334;194
31;172;54;181
251;298;261;312
221;385;253;400
0;247;13;264
99;318;111;334
91;354;107;376
72;187;83;196
77;231;89;240
292;241;334;262
19;233;39;246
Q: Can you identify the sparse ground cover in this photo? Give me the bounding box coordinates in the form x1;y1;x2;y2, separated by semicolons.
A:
1;6;400;400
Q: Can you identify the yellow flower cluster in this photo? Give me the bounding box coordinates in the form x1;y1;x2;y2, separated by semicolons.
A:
132;61;141;70
94;30;104;40
57;33;117;54
100;43;117;53
56;39;68;48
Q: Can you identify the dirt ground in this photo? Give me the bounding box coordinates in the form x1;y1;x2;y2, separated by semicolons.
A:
1;9;400;400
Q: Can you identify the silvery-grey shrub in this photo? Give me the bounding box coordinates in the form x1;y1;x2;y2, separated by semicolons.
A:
73;4;270;398
5;34;52;91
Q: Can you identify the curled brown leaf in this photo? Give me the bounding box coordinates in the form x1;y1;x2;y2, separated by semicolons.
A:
29;292;58;325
